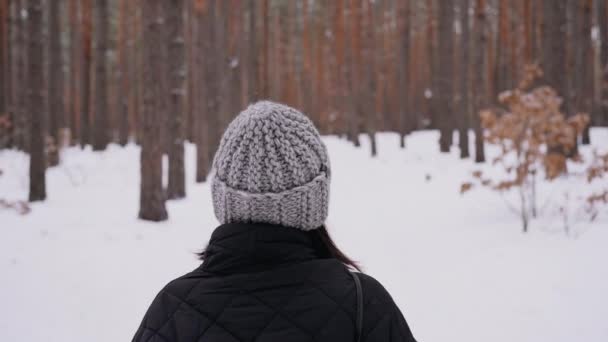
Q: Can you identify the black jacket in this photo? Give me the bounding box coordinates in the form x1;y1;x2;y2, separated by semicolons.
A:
133;223;416;342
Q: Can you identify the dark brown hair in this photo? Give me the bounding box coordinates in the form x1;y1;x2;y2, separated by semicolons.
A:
311;225;361;272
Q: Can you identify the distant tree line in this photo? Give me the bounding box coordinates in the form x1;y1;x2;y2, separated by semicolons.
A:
0;0;606;220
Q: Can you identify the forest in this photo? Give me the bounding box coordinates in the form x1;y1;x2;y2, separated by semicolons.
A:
0;0;607;221
2;2;608;341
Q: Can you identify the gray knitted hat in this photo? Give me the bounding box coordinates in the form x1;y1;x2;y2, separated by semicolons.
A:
211;101;331;231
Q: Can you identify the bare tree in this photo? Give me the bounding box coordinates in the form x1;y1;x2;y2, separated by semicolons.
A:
10;0;29;151
167;0;186;199
541;1;567;111
139;0;167;221
0;0;7;124
80;0;92;147
397;0;411;148
117;0;129;145
48;0;64;152
92;0;109;151
600;0;608;126
28;0;46;201
437;1;455;152
458;0;471;158
472;0;487;163
68;0;81;144
578;0;593;144
194;0;210;183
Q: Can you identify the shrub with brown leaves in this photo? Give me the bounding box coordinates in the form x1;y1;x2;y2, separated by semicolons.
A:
462;64;590;232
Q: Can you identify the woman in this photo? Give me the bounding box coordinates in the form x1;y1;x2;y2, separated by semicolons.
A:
133;101;417;342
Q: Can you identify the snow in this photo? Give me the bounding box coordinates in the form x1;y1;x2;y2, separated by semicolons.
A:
1;129;608;342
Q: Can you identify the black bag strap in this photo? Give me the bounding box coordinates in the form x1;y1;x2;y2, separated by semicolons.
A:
350;271;363;342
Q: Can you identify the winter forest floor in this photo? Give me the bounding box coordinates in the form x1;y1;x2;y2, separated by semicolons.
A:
1;129;608;342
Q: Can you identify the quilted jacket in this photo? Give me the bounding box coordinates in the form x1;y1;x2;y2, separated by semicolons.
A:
133;223;417;342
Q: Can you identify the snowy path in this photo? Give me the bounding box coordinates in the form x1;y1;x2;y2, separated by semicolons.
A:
1;130;607;342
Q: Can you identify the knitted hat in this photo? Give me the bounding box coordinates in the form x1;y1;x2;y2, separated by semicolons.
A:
211;101;330;231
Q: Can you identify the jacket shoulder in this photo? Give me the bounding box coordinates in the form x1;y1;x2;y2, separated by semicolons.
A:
355;273;417;342
132;270;206;342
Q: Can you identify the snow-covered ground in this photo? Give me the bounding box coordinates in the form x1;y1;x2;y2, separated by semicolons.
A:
1;129;607;342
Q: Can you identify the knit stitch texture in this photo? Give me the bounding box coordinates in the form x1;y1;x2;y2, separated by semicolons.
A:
211;101;330;231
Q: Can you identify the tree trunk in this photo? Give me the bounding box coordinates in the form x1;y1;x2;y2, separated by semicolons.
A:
47;0;64;160
81;0;92;148
579;0;592;144
204;1;221;168
139;0;168;221
398;0;411;148
0;0;7;123
426;0;439;130
263;0;270;99
458;0;471;158
438;1;455;153
364;0;377;157
473;0;487;163
167;0;186;199
541;1;567;111
12;0;28;151
494;0;509;94
248;0;258;101
28;0;46;201
93;0;109;150
117;0;129;145
69;0;81;145
194;2;209;183
600;0;608;126
185;2;195;142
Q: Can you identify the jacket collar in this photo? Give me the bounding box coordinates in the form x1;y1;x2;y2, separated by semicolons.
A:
201;222;321;274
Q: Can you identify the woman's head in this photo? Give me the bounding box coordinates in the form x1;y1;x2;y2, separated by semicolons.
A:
211;101;331;231
205;101;359;270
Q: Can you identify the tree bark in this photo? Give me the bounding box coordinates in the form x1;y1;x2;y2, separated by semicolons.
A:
11;0;28;151
81;0;92;148
458;0;471;158
0;0;7;122
167;0;186;199
600;0;608;126
194;2;209;183
541;1;567;111
92;0;109;150
473;0;487;163
580;0;593;144
438;1;455;153
139;0;168;221
28;0;46;201
397;0;411;148
117;0;129;145
204;1;221;169
494;0;509;94
69;0;81;144
48;0;64;155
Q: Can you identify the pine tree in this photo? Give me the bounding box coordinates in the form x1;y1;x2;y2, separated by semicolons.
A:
0;0;7;125
139;0;167;221
80;0;92;147
541;1;567;112
117;0;130;146
92;0;109;151
472;0;487;162
458;0;471;158
68;0;81;144
194;0;210;183
167;0;186;199
28;0;46;201
437;1;455;153
48;0;64;153
578;0;592;144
